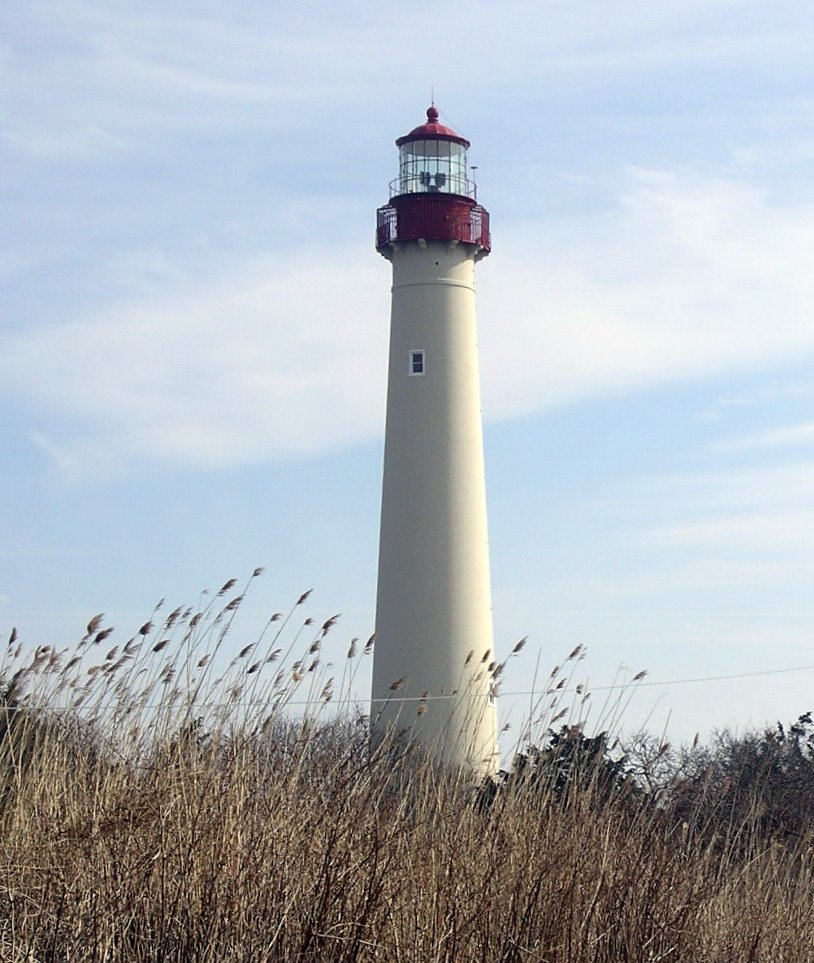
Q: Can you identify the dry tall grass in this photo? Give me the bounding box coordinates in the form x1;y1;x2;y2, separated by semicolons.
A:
2;576;813;962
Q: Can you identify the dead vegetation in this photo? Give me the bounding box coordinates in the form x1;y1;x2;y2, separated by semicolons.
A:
2;575;813;962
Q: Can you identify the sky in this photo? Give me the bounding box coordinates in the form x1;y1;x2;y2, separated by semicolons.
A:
2;0;814;749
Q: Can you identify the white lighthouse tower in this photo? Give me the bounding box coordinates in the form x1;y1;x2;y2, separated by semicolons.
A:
372;106;498;772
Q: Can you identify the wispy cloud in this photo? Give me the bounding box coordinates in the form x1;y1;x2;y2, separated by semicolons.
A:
714;421;814;451
1;249;389;473
645;510;814;551
3;169;814;475
3;0;814;476
627;460;814;567
3;0;812;161
655;461;814;511
480;169;814;417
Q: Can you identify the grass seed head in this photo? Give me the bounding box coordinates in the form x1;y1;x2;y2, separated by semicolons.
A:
86;614;104;637
321;614;341;634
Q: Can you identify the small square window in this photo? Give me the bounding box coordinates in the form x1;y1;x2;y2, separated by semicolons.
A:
409;350;425;376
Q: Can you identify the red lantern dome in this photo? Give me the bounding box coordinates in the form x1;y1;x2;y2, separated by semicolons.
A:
395;106;470;149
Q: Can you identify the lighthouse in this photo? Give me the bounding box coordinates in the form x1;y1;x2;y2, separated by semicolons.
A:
372;106;498;772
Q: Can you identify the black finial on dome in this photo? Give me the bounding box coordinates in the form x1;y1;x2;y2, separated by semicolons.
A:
427;105;439;124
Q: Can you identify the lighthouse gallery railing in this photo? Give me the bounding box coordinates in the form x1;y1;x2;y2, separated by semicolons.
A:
376;196;491;254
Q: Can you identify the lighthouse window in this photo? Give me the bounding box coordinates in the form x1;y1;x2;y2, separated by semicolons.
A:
409;350;425;376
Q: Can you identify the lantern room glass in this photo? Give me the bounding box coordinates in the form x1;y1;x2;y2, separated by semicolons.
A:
398;139;470;197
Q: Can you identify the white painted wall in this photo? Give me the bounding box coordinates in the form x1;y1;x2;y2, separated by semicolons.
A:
372;239;498;773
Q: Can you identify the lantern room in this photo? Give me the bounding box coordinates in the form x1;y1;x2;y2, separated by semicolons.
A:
377;106;491;257
394;106;473;198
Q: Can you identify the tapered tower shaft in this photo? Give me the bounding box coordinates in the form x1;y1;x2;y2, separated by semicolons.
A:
372;107;497;772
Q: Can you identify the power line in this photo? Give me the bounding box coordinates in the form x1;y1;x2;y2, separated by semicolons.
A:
13;661;814;711
591;663;814;691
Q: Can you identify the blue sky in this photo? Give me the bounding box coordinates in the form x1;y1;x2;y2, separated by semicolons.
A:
2;0;814;746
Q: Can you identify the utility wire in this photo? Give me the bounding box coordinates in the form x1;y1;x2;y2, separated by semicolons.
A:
14;662;814;711
590;663;814;691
